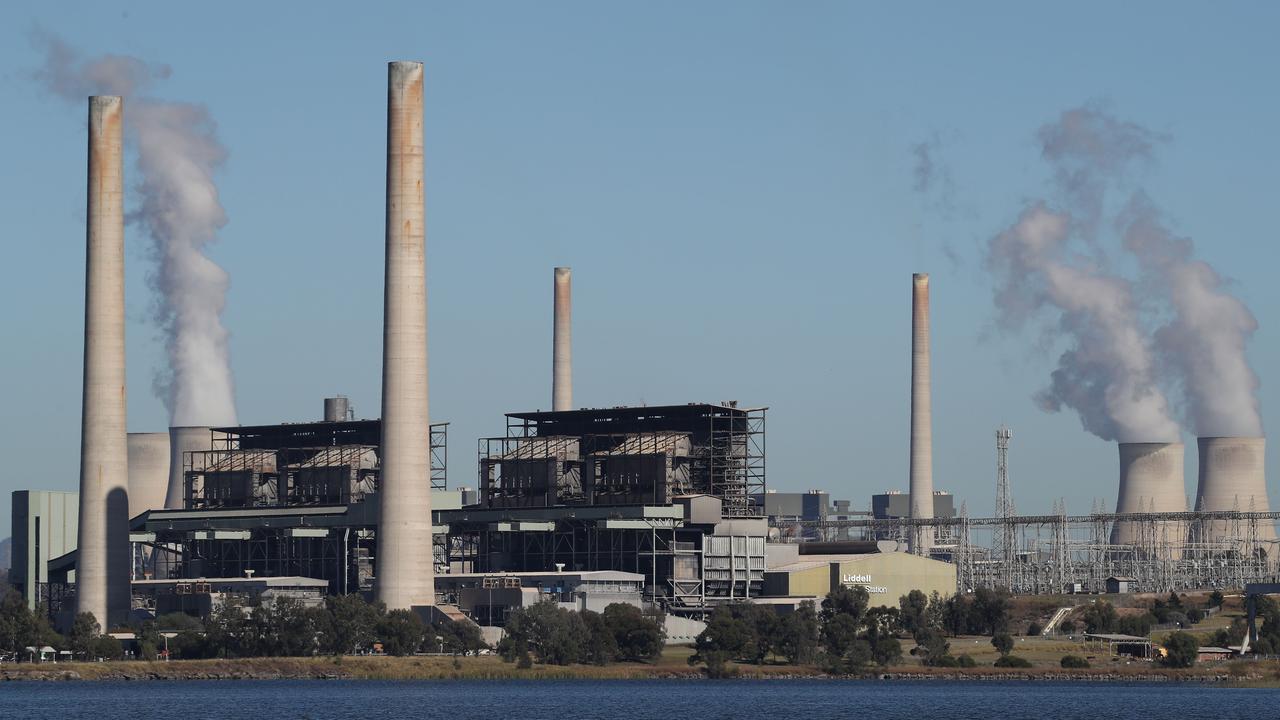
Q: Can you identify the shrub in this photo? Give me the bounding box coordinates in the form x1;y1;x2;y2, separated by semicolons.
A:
956;654;976;668
991;632;1014;656
1060;655;1090;669
1026;622;1043;637
1059;620;1077;634
993;655;1033;668
1161;631;1198;668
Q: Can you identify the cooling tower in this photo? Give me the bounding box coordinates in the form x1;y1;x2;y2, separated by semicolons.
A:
1110;442;1186;549
324;396;350;422
375;61;435;611
1195;437;1275;544
553;267;573;412
76;95;131;627
127;432;170;518
164;426;214;510
909;273;933;552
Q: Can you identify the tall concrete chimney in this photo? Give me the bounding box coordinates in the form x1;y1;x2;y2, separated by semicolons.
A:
1111;442;1186;553
376;61;434;610
76;95;131;627
909;273;934;553
127;432;170;517
1195;436;1276;545
553;267;573;411
164;426;214;510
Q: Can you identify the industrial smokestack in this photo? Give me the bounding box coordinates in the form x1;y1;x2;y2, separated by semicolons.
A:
375;61;434;611
324;396;350;422
553;267;572;412
909;273;933;553
1195;437;1276;544
76;95;131;627
127;432;170;517
1111;442;1186;551
164;426;213;510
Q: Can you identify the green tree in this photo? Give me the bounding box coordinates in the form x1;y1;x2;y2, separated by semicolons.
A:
602;603;664;662
317;594;380;655
68;612;101;659
1209;590;1225;608
899;590;929;638
991;632;1014;657
915;627;952;666
776;601;820;664
820;585;869;628
498;602;587;666
1161;631;1198;668
689;605;751;675
377;609;425;656
204;601;249;657
971;588;1012;635
90;634;124;661
0;591;38;653
579;610;618;665
433;617;487;656
1082;601;1117;633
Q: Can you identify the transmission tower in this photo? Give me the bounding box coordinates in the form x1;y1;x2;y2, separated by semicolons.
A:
995;426;1016;589
996;426;1013;518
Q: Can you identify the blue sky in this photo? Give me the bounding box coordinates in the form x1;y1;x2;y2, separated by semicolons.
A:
2;2;1279;536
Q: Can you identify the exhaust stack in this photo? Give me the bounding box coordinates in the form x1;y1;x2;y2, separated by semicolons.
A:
1111;442;1186;553
909;273;933;552
375;61;434;610
76;95;131;627
553;267;572;411
550;265;570;409
1195;437;1275;544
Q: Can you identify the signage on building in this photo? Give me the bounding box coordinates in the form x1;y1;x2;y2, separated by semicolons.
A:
840;573;887;594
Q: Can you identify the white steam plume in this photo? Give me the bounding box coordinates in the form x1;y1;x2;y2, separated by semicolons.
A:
33;32;237;426
987;203;1179;442
989;104;1264;441
1120;197;1263;436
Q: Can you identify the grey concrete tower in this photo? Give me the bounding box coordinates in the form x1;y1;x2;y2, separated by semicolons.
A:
376;61;434;610
1110;442;1186;552
76;95;131;627
553;267;573;411
909;273;934;552
164;426;213;509
1195;437;1276;544
127;432;170;517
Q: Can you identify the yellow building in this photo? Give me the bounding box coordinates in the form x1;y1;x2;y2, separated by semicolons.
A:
763;551;956;604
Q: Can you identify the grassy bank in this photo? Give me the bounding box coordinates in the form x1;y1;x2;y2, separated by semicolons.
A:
3;646;1277;684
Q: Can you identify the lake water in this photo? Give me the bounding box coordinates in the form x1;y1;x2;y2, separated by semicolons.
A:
0;679;1273;718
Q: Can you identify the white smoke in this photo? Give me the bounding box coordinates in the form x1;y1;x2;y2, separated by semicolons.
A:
1120;197;1263;436
987;203;1179;442
989;104;1263;441
33;32;237;426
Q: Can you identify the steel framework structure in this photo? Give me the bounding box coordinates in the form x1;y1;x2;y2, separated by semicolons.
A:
787;509;1280;594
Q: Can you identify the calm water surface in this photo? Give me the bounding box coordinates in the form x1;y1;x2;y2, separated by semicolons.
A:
0;679;1272;719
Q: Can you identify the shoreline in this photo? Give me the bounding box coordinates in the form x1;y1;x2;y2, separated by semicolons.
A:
0;656;1266;685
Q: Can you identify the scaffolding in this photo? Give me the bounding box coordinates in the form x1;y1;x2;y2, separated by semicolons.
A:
499;403;767;516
